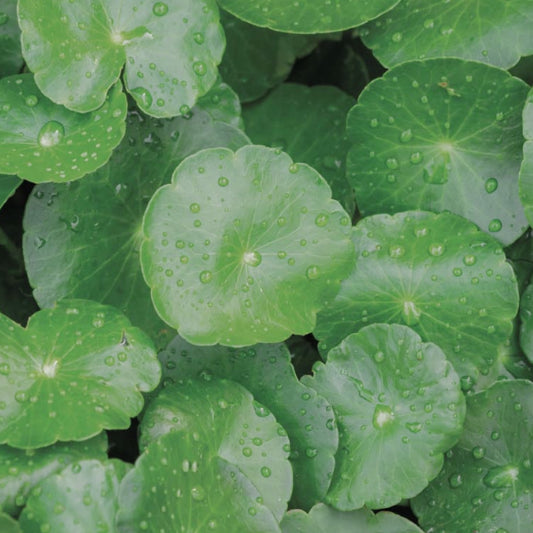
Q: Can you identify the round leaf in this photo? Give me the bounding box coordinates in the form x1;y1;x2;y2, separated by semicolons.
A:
0;299;161;449
519;87;533;228
0;176;20;211
156;337;338;510
0;433;107;516
303;324;465;510
281;504;424;533
361;0;533;69
118;430;282;533
412;380;533;532
346;58;529;246
139;378;292;521
519;284;533;363
0;74;127;183
243;83;355;215
18;0;225;116
0;1;23;77
314;211;519;387
197;78;244;129
141;145;355;346
19;459;129;533
23;104;249;348
217;0;401;34
0;512;21;533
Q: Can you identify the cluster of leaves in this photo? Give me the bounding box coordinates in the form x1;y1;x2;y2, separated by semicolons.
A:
1;0;533;532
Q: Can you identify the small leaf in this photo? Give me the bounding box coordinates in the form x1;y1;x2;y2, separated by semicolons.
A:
361;0;533;69
0;1;22;78
243;83;355;215
0;75;127;183
139;378;292;521
0;512;21;533
141;145;355;346
18;459;129;533
304;324;465;510
0;176;20;211
346;58;529;246
18;0;225;116
0;433;107;516
412;380;533;532
217;0;401;33
0;300;161;449
314;211;519;389
156;337;338;510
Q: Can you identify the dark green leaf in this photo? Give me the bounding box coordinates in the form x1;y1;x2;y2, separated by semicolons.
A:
0;176;20;211
519;87;533;229
0;512;21;533
0;1;22;78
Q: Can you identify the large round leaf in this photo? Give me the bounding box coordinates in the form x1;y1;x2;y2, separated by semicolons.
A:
361;0;533;69
303;324;465;510
156;337;338;510
0;1;22;78
118;430;282;533
243;83;355;216
0;299;161;449
18;0;225;116
219;11;320;103
0;432;107;516
0;176;20;211
217;0;401;33
0;74;127;183
23;103;249;348
141;145;355;346
314;211;519;388
519;87;533;228
19;459;129;533
412;380;533;532
0;512;21;533
281;504;424;533
139;378;292;521
346;58;529;246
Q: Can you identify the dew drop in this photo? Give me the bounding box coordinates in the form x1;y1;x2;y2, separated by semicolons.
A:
243;251;262;267
38;121;65;147
25;95;38;107
472;446;485;459
260;466;271;478
485;177;498;193
306;265;320;280
429;243;445;256
448;473;463;488
410;152;422;164
199;270;212;284
400;129;412;143
315;213;329;227
193;61;207;76
385;157;399;169
190;486;206;501
402;300;421;326
218;176;229;187
130;87;153;108
193;32;204;44
488;218;502;232
391;32;402;42
152;1;168;16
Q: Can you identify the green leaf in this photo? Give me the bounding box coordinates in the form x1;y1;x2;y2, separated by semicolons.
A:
346;58;529;246
118;430;283;533
0;176;20;211
155;338;338;510
361;0;533;69
139;378;292;521
303;324;465;510
243;83;355;216
0;1;22;78
0;300;160;449
197;78;244;129
217;0;401;33
18;0;225;116
314;211;519;389
412;380;533;532
22;103;249;348
0;432;107;516
519;284;533;363
281;503;424;533
0;512;21;533
141;145;355;346
519;87;533;228
0;75;127;183
219;11;320;103
19;459;129;533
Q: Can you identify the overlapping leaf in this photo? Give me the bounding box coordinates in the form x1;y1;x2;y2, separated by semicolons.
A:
141;145;355;346
0;1;22;78
0;300;160;448
519;87;533;229
0;176;20;210
156;338;337;509
346;58;529;246
314;211;519;388
0;512;20;533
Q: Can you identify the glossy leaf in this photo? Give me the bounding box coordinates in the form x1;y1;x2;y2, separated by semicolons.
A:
0;1;22;77
141;145;355;346
217;0;401;34
118;429;282;533
0;512;21;533
0;75;127;183
243;83;355;215
156;337;337;510
19;459;129;533
519;87;533;229
303;324;465;510
139;378;292;521
23;103;249;348
0;300;160;449
412;380;533;532
361;0;533;69
219;11;320;103
346;58;529;246
18;0;225;116
0;176;20;211
0;433;107;516
281;504;424;533
314;211;519;388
